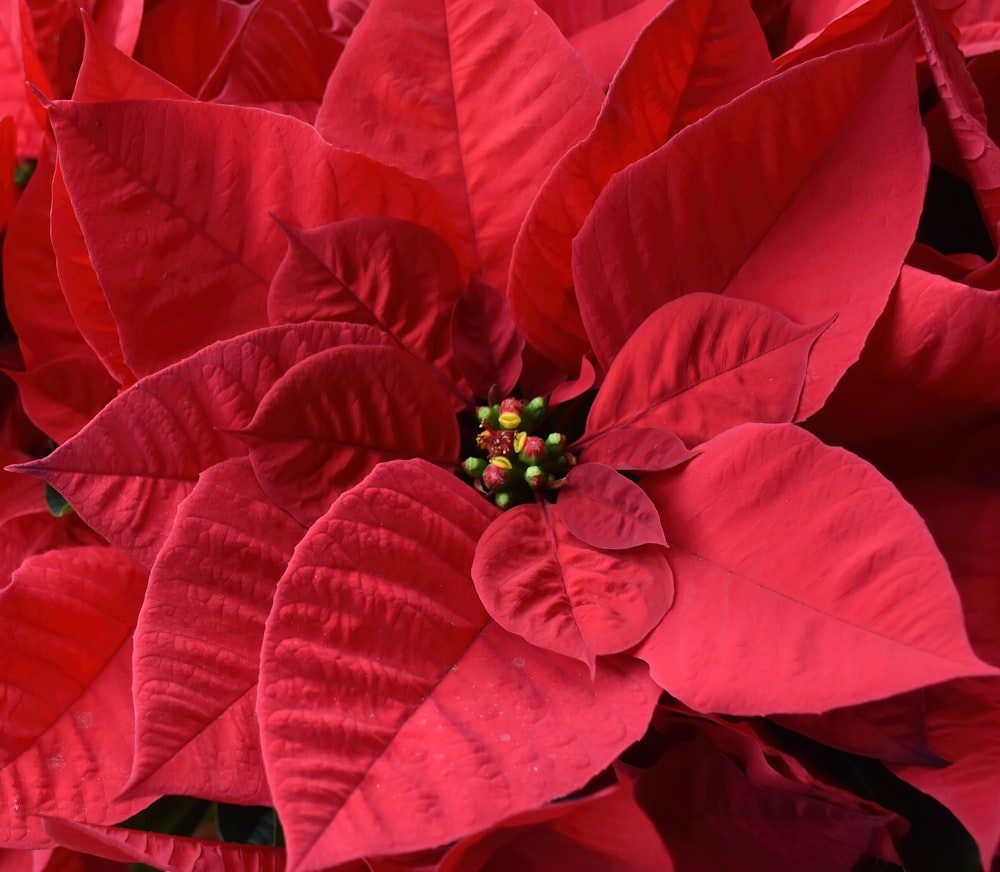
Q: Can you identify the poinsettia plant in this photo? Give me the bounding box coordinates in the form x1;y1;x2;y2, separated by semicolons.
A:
1;0;1000;869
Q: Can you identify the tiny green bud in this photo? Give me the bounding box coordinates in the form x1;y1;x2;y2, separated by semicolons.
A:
524;465;546;488
544;432;567;452
494;491;513;510
523;396;547;420
463;457;487;479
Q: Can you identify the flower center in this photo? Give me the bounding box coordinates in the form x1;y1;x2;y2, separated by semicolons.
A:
462;396;576;509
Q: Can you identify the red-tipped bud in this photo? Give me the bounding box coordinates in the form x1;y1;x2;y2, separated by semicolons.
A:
518;435;547;463
499;397;523;416
524;465;547;488
483;463;509;490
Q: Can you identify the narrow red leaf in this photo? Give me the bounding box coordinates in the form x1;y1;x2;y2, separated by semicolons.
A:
584;295;827;448
637;424;995;715
637;716;899;870
472;501;672;668
0;547;149;847
131;0;250;98
450;278;523;399
508;0;773;370
50;98;457;375
10;322;389;566
577;428;696;473
268;217;471;406
315;0;604;290
259;459;659;870
126;458;302;805
43;819;287;872
574;27;928;417
558;462;666;550
912;0;1000;244
244;345;460;525
212;0;342;118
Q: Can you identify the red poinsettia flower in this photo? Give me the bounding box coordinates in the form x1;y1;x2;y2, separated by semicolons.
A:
2;0;1000;869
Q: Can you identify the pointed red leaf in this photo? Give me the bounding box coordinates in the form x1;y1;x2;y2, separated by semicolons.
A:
637;424;995;715
50;98;457;375
450;278;524;399
126;457;303;804
43;819;286;872
73;11;189;102
574;27;928;417
508;0;773;370
558;463;666;550
259;459;659;870
566;0;664;85
315;0;604;290
0;547;149;847
577;428;696;473
10;322;388;566
437;781;674;871
472;501;672;668
585;294;827;448
268;217;470;405
245;345;460;525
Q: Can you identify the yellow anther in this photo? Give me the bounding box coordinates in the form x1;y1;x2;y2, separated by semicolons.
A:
513;431;527;453
490;456;513;470
498;411;522;430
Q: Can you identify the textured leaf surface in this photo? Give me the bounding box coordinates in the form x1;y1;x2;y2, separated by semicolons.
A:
245;345;460;525
557;463;666;550
574;27;928;416
472;501;672;668
577;428;696;473
509;0;773;369
268;217;469;404
259;459;659;870
127;458;303;804
0;547;148;847
50;98;456;375
11;322;388;566
584;295;825;448
637;424;994;714
315;0;603;290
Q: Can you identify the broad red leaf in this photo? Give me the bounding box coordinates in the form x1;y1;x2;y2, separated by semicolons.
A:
573;27;928;417
0;547;148;847
584;295;827;448
10;322;389;566
566;0;663;85
131;0;250;98
557;463;666;550
532;0;649;37
637;424;994;715
259;459;659;870
508;0;773;371
50;98;457;375
267;217;470;405
43;819;286;872
244;344;460;525
0;115;14;231
315;0;604;291
450;278;523;399
953;0;1000;55
437;781;674;871
912;0;1000;245
472;500;672;669
636;716;899;871
0;0;46;154
126;457;302;804
213;0;342;120
577;428;696;473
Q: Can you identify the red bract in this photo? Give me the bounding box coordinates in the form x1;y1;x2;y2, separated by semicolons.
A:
2;0;999;868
